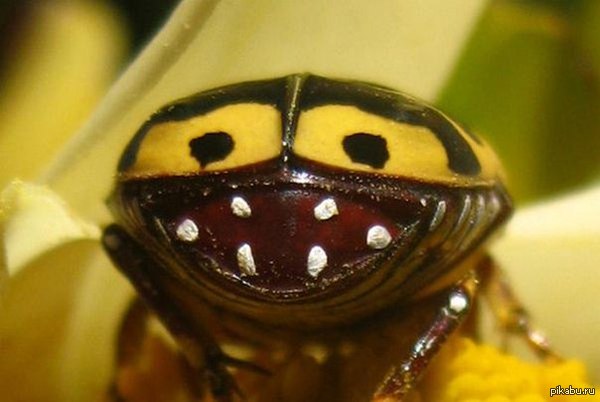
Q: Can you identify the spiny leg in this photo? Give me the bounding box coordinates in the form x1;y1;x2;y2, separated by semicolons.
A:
478;255;559;361
371;272;478;402
103;224;265;402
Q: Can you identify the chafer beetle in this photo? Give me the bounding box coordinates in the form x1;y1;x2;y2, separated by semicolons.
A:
103;75;554;401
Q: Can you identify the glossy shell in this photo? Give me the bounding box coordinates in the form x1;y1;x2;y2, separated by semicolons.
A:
109;75;512;326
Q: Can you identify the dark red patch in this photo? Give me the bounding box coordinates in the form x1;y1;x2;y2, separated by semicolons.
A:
113;174;433;302
165;188;414;295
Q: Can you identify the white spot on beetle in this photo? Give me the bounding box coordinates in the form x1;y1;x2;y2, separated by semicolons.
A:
366;225;391;249
448;291;468;313
314;198;339;221
307;246;328;278
176;219;199;242
231;196;252;218
237;243;257;276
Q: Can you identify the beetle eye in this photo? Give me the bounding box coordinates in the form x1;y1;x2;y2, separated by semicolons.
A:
342;133;389;169
190;132;234;168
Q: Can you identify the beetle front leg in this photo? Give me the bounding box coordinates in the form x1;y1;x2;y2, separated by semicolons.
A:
102;224;247;402
371;273;479;402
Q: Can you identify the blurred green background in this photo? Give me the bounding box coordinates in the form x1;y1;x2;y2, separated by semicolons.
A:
439;0;600;202
0;0;599;204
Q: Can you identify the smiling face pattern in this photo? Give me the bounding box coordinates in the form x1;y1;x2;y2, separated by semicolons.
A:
111;75;511;321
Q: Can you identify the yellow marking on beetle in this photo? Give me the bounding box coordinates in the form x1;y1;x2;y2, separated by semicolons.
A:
455;123;507;185
294;105;501;186
434;107;505;184
123;103;282;178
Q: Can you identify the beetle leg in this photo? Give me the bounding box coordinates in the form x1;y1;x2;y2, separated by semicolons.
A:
371;272;478;402
478;255;559;361
102;224;249;402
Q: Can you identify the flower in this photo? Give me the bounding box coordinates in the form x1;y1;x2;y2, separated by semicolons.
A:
416;337;598;402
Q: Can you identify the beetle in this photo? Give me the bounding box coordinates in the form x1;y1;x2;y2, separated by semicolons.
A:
102;74;554;401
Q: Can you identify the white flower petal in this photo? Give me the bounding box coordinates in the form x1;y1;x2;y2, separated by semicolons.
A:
0;181;132;400
0;180;100;276
492;184;600;382
59;250;133;401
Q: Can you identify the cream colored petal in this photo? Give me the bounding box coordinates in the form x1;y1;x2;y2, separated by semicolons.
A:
40;0;488;223
0;241;132;402
58;249;133;402
492;183;600;383
0;181;132;400
0;180;100;275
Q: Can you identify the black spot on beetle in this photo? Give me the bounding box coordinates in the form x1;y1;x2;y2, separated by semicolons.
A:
342;133;389;169
189;132;234;168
